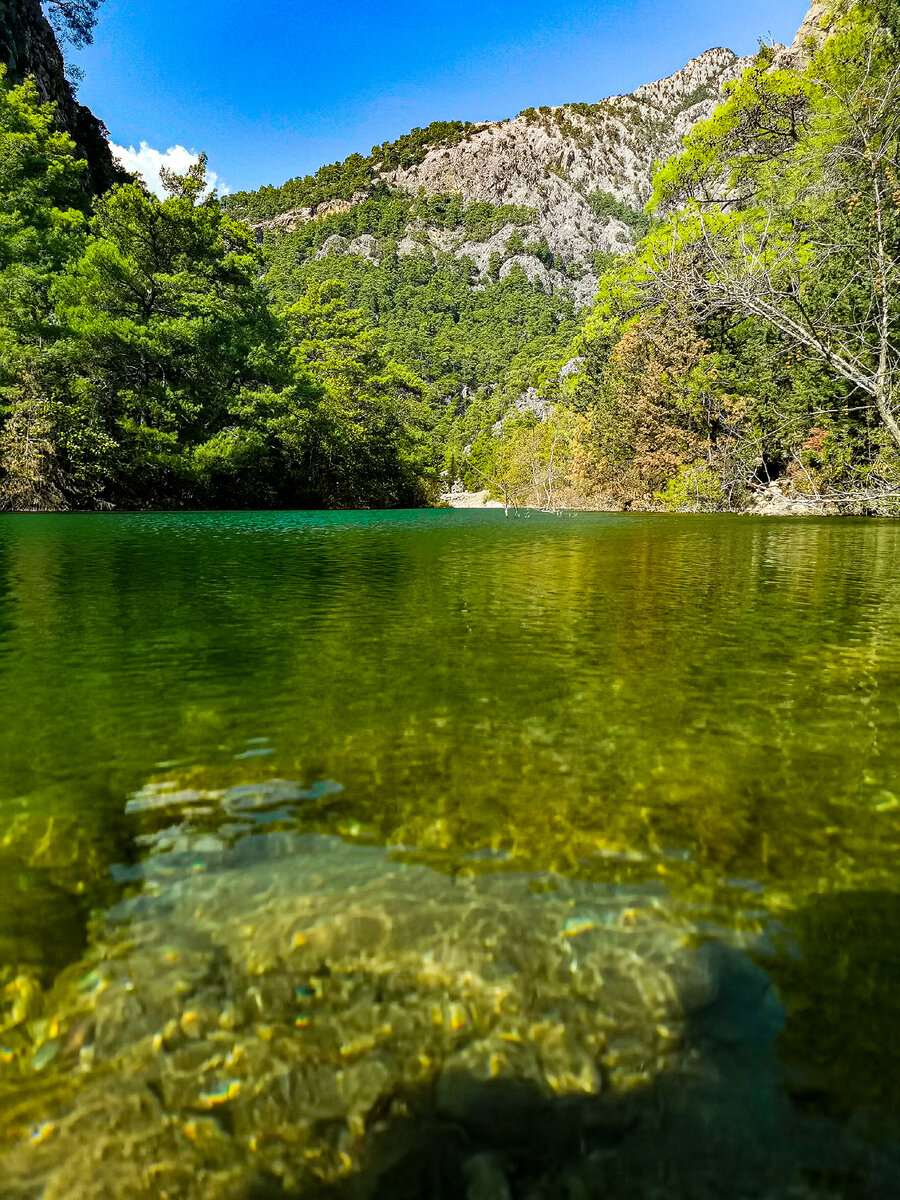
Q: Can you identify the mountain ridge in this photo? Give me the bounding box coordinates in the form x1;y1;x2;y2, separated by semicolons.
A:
231;3;833;310
230;44;765;306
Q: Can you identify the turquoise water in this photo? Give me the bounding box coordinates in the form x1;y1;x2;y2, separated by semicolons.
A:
1;510;900;1197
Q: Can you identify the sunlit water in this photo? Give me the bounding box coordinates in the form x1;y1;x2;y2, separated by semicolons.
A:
2;510;900;1197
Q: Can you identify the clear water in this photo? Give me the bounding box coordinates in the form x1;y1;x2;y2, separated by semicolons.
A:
1;510;900;1198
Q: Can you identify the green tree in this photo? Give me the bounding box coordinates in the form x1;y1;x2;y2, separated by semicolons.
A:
0;68;95;509
52;161;289;503
43;0;105;47
0;69;87;340
283;281;433;506
640;6;900;457
576;2;900;506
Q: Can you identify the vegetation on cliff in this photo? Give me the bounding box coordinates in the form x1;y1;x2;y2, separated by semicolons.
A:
223;122;481;223
1;0;121;192
42;0;105;48
528;0;900;512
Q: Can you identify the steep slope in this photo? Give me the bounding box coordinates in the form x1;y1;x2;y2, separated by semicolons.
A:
230;45;759;306
225;30;823;472
0;0;121;193
384;47;755;265
775;0;832;66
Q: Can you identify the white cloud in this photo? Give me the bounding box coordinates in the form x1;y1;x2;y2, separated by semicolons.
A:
109;142;229;199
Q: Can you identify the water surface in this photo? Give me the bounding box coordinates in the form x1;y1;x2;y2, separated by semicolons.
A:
2;510;899;1197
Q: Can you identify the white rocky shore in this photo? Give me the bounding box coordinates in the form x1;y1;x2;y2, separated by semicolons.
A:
440;483;505;509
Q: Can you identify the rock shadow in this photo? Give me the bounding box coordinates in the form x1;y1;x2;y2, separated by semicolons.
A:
250;940;900;1200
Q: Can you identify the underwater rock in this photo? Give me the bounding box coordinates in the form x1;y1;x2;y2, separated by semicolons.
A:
29;1039;60;1071
0;831;889;1199
465;1151;512;1200
125;786;212;814
125;777;344;822
222;778;342;813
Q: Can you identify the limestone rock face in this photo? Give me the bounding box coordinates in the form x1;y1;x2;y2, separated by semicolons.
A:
491;357;586;437
382;46;758;268
315;231;381;262
346;232;380;262
254;190;371;235
498;253;556;292
249;4;823;316
314;233;350;259
254;46;761;308
775;0;833;68
0;0;122;193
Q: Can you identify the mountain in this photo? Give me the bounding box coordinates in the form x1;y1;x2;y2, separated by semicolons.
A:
218;9;845;492
0;0;121;193
383;48;754;264
228;47;761;306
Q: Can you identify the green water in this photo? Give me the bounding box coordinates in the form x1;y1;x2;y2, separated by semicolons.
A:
2;510;900;1197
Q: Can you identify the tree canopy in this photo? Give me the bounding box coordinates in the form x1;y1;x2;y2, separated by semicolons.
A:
43;0;105;48
568;1;900;511
0;69;436;509
8;1;900;513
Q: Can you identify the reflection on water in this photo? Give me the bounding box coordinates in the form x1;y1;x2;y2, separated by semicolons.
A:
1;510;900;1195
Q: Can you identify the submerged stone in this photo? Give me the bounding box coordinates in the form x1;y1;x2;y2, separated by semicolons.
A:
0;830;896;1199
222;779;318;812
0;830;828;1199
30;1040;60;1071
125;788;210;814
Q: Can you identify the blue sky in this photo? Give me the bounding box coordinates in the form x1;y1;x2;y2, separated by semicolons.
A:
72;0;811;194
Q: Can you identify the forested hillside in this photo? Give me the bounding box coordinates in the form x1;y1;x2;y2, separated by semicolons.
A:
220;0;900;514
215;38;762;507
553;0;900;513
2;0;899;512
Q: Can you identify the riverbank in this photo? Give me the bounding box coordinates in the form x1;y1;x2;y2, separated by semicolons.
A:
439;478;900;516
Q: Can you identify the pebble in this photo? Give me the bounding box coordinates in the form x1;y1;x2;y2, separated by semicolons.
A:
30;1039;60;1071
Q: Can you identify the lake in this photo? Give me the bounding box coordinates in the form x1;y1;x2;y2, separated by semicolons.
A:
1;510;899;1198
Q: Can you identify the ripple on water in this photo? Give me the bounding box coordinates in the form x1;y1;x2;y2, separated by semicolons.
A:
2;514;900;1193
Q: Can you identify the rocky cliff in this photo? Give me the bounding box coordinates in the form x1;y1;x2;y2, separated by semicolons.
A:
250;46;760;306
385;47;756;265
776;0;832;66
233;6;836;316
0;0;121;193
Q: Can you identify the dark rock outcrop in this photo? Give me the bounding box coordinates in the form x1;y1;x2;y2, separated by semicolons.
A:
0;0;123;193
